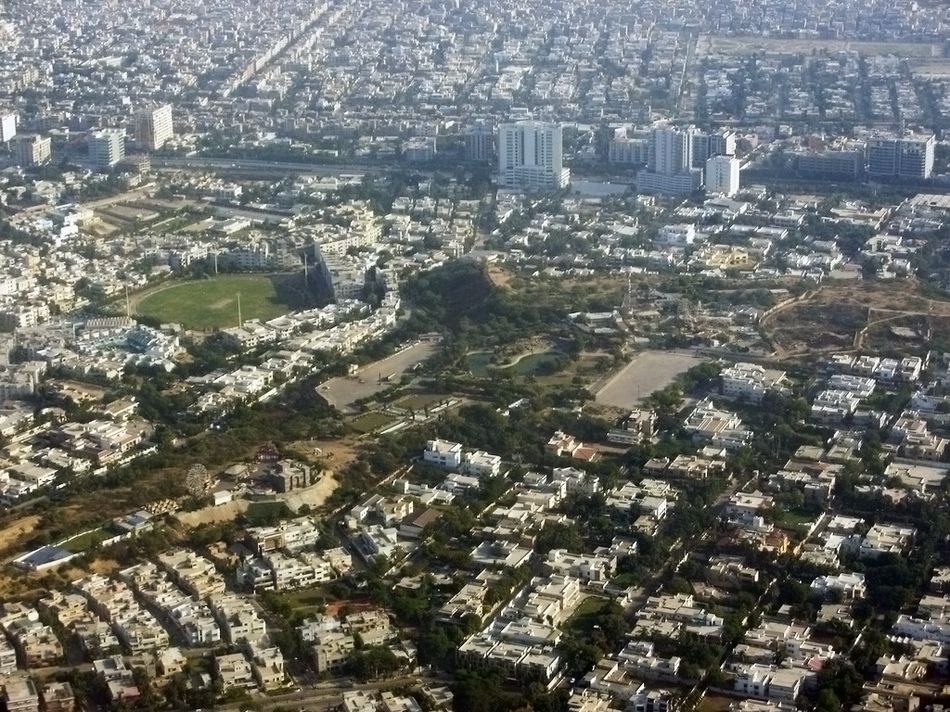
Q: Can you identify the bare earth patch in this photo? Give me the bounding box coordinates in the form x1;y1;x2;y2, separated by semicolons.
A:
0;516;41;555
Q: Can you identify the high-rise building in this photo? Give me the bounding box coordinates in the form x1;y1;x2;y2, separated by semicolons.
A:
705;155;741;196
637;124;703;196
867;133;935;180
0;112;16;143
464;122;495;162
12;135;51;166
134;104;174;151
608;127;649;165
497;120;570;192
88;129;126;167
691;129;736;168
649;124;694;175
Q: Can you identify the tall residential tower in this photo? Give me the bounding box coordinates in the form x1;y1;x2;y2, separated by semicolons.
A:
497;120;570;192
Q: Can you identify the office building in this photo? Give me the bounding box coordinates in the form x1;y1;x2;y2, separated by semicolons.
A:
705;155;741;196
133;104;174;151
464;122;495;162
867;133;935;180
497;120;570;192
637;124;703;196
0;112;16;143
12;135;51;166
88;129;126;167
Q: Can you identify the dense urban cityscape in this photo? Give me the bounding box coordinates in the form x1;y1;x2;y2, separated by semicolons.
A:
0;0;950;711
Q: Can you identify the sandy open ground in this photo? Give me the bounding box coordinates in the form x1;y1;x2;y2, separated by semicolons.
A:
594;350;706;410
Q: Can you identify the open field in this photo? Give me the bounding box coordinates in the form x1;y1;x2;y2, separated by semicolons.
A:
0;516;40;556
594;350;706;410
349;411;399;434
697;34;942;58
393;392;450;410
134;273;313;330
761;281;950;357
318;340;440;412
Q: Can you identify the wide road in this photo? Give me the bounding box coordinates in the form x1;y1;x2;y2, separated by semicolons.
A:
153;157;384;177
208;674;450;712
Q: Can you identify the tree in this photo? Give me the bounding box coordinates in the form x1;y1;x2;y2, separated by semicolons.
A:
348;646;402;680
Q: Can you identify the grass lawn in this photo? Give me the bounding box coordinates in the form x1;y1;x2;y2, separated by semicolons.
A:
779;510;819;529
245;501;292;525
565;595;615;634
60;528;107;553
394;393;446;410
136;274;309;330
350;411;399;434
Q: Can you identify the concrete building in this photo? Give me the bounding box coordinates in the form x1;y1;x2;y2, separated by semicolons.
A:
706;155;741;197
497;120;570;192
0;111;16;143
692;129;736;167
1;676;39;712
88;129;126;168
464;122;495;162
12;135;51;166
638;124;703;196
608;127;649;164
40;682;74;712
867;133;935;180
794;150;864;180
134;104;174;151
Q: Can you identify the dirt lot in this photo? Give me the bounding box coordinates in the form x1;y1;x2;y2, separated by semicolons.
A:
282;472;339;513
594;350;706;410
487;265;514;289
287;438;361;468
175;500;251;528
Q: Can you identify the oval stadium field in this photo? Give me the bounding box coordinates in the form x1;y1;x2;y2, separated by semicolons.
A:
135;274;306;330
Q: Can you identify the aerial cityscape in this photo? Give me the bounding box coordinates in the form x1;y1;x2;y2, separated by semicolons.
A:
0;0;950;710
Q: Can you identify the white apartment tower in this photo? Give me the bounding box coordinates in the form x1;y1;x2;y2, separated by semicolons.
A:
88;129;126;167
0;112;16;143
497;120;570;192
134;104;174;151
867;133;936;180
638;123;703;196
649;124;694;175
705;155;741;196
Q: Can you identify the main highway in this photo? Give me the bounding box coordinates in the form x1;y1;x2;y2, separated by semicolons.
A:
152;157;386;178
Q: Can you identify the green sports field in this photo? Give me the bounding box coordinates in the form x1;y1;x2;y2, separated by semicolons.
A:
135;274;308;330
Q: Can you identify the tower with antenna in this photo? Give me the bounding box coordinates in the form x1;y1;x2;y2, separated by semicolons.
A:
236;292;242;328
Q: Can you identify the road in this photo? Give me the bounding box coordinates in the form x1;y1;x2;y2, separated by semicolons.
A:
197;674;448;712
153;157;383;177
